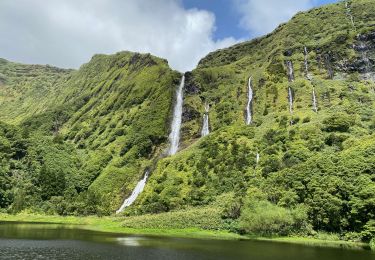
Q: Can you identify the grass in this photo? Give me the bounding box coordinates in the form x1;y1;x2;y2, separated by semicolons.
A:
0;212;371;250
0;213;242;240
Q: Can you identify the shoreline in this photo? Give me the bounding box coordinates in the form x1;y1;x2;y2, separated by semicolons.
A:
0;213;370;250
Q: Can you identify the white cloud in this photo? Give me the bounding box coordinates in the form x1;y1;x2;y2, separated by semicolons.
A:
0;0;238;71
234;0;317;36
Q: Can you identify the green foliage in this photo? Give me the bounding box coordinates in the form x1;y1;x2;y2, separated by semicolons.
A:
370;237;375;251
38;165;66;200
238;198;310;236
122;206;225;230
323;112;354;132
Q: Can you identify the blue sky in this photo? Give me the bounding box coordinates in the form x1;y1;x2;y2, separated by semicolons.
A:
0;0;341;71
182;0;340;41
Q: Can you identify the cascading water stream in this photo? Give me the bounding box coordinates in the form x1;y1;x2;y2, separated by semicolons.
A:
345;1;356;30
246;77;253;125
256;153;260;164
304;47;311;81
312;88;318;113
116;170;149;214
201;103;210;137
286;60;294;122
288;87;294;114
168;75;184;156
304;47;318;112
286;60;295;82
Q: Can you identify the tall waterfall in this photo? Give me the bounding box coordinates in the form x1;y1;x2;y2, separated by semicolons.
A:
168;75;185;156
256;153;260;164
116;170;149;214
246;77;253;125
201;103;210;137
312;88;318;113
286;60;295;82
288;87;293;114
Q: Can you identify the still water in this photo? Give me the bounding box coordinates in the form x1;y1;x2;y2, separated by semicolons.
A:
0;222;374;260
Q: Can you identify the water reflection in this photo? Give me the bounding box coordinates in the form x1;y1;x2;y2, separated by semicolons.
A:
0;222;374;260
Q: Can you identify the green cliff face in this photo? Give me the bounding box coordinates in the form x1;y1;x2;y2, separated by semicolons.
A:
0;0;374;240
0;52;180;214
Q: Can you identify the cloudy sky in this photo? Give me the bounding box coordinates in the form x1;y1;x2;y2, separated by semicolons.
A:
0;0;338;72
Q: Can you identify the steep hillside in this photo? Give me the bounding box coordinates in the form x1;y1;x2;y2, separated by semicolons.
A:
130;0;375;239
0;52;180;214
0;58;72;123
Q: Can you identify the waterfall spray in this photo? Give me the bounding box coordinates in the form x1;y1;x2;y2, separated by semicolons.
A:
116;170;149;214
201;103;210;137
246;77;253;125
312;88;318;113
286;60;295;82
168;75;184;156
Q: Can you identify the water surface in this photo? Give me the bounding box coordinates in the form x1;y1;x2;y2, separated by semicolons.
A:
0;222;373;260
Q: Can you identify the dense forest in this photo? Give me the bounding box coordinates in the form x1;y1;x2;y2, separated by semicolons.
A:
0;0;374;244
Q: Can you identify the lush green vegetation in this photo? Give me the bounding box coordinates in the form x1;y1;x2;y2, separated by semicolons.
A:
0;0;374;249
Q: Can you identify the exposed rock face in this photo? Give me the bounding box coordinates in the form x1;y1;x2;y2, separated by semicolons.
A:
182;104;200;123
322;32;375;78
184;72;200;95
283;49;293;57
129;53;157;71
324;53;335;79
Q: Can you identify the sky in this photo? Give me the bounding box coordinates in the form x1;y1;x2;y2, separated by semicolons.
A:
0;0;339;72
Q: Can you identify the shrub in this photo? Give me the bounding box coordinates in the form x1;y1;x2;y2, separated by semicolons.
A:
238;199;310;236
370;238;375;251
323;113;354;132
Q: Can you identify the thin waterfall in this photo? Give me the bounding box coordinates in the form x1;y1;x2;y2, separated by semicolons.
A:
246;77;253;125
256;153;260;164
304;47;312;81
168;75;184;156
201;103;210;137
345;1;356;30
304;47;318;112
286;60;295;82
312;88;318;113
288;87;293;114
286;61;294;118
116;170;149;214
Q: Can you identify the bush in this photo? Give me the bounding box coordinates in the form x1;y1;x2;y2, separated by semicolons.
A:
370;238;375;251
323;113;354;132
238;199;310;236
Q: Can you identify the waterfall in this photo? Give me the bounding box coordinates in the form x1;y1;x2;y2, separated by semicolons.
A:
286;60;295;82
256;153;260;164
201;103;210;137
168;75;184;156
345;1;356;30
116;170;149;214
288;87;293;114
304;47;312;81
312;88;318;113
246;77;253;125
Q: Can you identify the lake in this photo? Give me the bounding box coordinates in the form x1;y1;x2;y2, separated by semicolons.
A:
0;222;373;260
